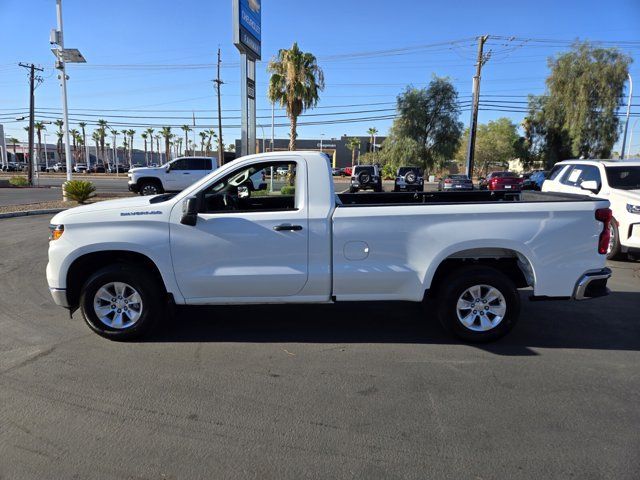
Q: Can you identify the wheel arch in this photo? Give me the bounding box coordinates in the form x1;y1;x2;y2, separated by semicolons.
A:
425;245;536;299
66;250;169;309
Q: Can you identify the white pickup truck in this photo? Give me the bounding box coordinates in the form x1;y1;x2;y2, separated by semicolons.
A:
128;156;217;196
47;151;612;342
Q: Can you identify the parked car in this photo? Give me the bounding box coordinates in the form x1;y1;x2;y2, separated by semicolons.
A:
342;166;353;177
108;164;129;174
48;151;612;343
523;171;548;190
331;167;341;176
73;163;88;173
479;171;523;191
128;156;217;196
89;164;106;173
48;163;66;173
541;159;640;259
349;165;382;193
438;174;473;191
2;162;20;172
275;165;289;177
394;167;424;192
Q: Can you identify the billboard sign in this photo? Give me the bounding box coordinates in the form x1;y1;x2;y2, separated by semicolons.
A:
233;0;261;60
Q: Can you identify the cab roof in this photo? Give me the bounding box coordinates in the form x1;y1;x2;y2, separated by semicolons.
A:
556;158;640;167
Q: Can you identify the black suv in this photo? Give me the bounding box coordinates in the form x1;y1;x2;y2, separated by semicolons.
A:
394;166;424;192
349;165;383;193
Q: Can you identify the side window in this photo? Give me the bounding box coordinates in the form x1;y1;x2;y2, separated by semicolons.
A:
548;165;565;181
170;158;189;170
202;158;212;170
560;165;601;188
200;161;298;213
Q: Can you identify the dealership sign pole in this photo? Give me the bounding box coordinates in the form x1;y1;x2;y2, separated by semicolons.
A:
233;0;261;157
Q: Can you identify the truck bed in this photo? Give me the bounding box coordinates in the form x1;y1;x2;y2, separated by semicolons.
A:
337;190;594;206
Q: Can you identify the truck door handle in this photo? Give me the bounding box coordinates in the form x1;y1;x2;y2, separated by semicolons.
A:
183;172;190;175
273;224;302;231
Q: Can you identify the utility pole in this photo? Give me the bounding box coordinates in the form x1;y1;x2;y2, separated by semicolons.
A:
214;48;224;166
620;73;633;159
19;63;44;186
466;35;490;179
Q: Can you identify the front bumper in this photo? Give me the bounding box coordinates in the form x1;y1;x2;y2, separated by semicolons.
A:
50;288;70;308
573;268;612;300
128;181;140;193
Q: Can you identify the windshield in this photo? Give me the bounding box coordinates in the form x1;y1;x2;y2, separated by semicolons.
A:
606;166;640;190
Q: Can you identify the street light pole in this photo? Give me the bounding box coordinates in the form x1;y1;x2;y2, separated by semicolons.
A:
54;0;73;184
620;73;633;160
627;118;639;158
43;132;49;170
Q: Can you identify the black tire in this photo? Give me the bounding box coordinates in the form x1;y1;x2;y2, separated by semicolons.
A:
139;180;163;196
435;266;520;343
348;186;357;193
79;264;166;341
607;218;623;260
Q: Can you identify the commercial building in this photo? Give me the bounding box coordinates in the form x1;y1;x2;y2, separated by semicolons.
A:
234;135;386;169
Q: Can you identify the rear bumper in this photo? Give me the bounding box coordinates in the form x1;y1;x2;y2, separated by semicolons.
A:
573;268;612;300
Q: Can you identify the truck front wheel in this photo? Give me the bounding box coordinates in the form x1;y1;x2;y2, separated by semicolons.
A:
79;264;165;340
436;266;520;342
139;180;163;196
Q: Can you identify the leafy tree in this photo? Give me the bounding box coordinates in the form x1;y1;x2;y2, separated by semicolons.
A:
456;118;521;176
268;42;325;151
377;131;422;169
392;76;463;169
527;42;632;163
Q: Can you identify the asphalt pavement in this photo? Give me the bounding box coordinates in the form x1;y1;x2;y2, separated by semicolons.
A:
0;215;638;479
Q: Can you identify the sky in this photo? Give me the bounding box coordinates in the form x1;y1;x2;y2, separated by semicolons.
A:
1;0;639;153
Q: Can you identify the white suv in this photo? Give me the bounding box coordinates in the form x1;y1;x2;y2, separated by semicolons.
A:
542;159;640;259
128;157;217;195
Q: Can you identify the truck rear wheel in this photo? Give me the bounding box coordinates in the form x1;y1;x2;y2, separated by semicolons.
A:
436;266;520;342
606;218;622;260
79;264;164;341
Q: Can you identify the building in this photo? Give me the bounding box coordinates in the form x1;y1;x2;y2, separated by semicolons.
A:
234;135;386;169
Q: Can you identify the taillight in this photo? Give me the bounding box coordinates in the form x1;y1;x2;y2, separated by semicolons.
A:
444;179;452;184
595;208;612;254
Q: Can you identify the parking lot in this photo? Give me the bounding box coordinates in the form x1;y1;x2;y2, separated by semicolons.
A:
0;214;638;479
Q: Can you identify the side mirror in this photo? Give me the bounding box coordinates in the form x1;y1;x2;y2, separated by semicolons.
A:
180;196;198;226
580;180;599;193
165;164;171;172
237;186;250;199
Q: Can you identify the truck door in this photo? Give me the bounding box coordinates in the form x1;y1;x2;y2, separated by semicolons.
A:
169;157;309;301
164;158;206;191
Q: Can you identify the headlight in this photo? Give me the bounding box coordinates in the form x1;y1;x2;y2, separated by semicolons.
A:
49;224;64;241
627;204;640;214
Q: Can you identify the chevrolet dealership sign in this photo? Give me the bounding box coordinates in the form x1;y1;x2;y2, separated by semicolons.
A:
233;0;261;60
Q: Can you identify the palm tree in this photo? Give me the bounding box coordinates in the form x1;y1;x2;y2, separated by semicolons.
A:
180;125;191;156
160;127;172;163
91;131;100;168
34;122;46;166
154;134;162;163
206;129;217;156
74;131;84;166
97;119;109;168
69;128;80;164
54;119;64;162
141;132;148;165
199;131;207;155
127;129;136;167
7;137;19;165
78;122;88;163
227;143;235;152
346;137;361;167
145;128;155;165
367;127;378;153
267;42;324;151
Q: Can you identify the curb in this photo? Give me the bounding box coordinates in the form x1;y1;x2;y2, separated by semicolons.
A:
0;208;66;220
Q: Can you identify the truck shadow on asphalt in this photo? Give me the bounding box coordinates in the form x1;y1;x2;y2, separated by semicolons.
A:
146;292;640;355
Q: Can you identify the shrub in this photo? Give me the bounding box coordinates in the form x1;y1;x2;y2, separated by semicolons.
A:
280;185;295;196
9;176;28;187
64;180;96;204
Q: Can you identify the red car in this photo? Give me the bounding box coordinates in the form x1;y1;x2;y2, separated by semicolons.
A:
480;171;523;191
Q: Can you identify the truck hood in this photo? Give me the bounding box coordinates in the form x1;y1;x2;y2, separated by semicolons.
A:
128;166;164;175
50;195;170;224
613;188;640;203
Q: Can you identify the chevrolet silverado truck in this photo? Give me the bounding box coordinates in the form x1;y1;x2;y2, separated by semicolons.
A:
47;151;612;342
128;156;217;196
